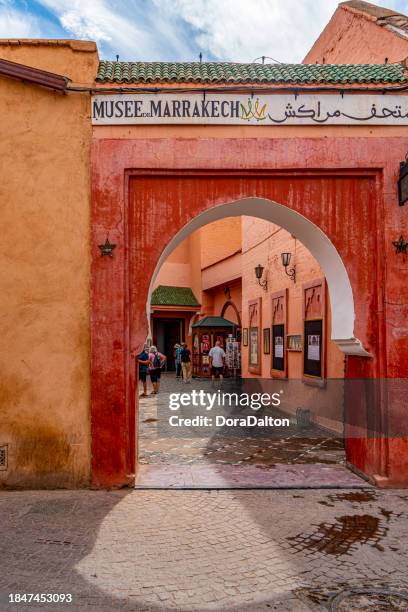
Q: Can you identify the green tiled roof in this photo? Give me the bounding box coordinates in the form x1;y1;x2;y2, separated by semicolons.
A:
151;285;200;307
192;316;236;328
96;61;407;84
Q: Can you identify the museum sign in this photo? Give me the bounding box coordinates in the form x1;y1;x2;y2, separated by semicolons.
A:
92;92;408;125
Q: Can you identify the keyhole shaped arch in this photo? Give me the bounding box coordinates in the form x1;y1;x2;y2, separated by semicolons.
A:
146;197;370;357
221;300;242;328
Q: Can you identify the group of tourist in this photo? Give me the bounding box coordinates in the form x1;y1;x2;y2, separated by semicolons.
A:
136;340;227;396
137;345;167;396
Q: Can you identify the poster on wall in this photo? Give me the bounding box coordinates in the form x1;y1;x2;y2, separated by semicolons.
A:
249;328;259;366
201;334;210;353
304;320;323;378
307;335;320;361
272;323;285;372
275;336;284;358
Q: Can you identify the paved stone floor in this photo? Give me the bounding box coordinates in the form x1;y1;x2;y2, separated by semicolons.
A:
1;488;408;610
138;374;346;468
135;464;368;489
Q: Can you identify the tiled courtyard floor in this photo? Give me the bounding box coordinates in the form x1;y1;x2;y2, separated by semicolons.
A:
138;373;346;468
1;488;408;610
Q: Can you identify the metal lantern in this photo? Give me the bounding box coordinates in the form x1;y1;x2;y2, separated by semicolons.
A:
281;252;292;267
254;264;264;280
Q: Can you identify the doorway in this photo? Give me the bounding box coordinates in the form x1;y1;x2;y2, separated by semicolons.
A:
153;317;184;370
90;138;393;488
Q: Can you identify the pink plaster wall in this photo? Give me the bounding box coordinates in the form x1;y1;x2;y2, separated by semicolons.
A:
241;217;344;380
205;280;242;325
200;217;242;269
304;4;408;64
153;229;202;302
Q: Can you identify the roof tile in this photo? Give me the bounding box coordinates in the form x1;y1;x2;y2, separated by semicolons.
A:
96;61;408;85
151;285;200;307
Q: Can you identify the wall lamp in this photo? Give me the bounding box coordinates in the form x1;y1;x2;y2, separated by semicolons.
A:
281;252;296;283
254;264;268;290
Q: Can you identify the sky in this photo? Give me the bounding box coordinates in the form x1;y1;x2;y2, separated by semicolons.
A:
0;0;407;63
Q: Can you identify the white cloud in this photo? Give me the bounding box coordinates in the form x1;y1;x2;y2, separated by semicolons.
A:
0;4;42;37
37;0;196;60
5;0;408;62
153;0;340;63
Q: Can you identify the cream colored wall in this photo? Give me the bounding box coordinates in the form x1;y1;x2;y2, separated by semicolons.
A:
0;41;97;488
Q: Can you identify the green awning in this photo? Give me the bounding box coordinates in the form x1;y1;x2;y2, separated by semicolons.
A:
151;285;200;307
192;316;236;328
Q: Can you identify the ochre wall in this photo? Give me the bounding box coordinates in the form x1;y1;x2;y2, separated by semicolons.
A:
304;4;408;64
154;230;202;301
200;217;241;268
0;41;97;487
0;39;98;83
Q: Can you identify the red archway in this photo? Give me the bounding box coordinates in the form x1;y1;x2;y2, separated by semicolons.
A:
90;136;408;488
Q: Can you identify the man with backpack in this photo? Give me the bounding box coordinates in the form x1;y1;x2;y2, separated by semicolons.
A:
137;344;150;397
148;345;167;394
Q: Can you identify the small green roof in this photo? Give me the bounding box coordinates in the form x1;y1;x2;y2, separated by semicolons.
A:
192;316;236;328
96;61;407;85
151;285;200;307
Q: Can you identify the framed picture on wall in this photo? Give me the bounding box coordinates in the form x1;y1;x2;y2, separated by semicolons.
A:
242;328;248;346
287;334;302;351
249;327;259;366
263;328;270;354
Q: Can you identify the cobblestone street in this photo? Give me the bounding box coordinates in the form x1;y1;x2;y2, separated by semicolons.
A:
138;374;346;468
1;488;408;610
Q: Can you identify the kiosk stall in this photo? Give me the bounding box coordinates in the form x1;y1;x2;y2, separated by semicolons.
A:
191;316;240;378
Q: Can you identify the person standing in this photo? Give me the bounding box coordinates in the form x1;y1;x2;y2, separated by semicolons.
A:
174;343;183;380
148;345;167;394
180;342;192;383
137;345;150;397
209;340;226;386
